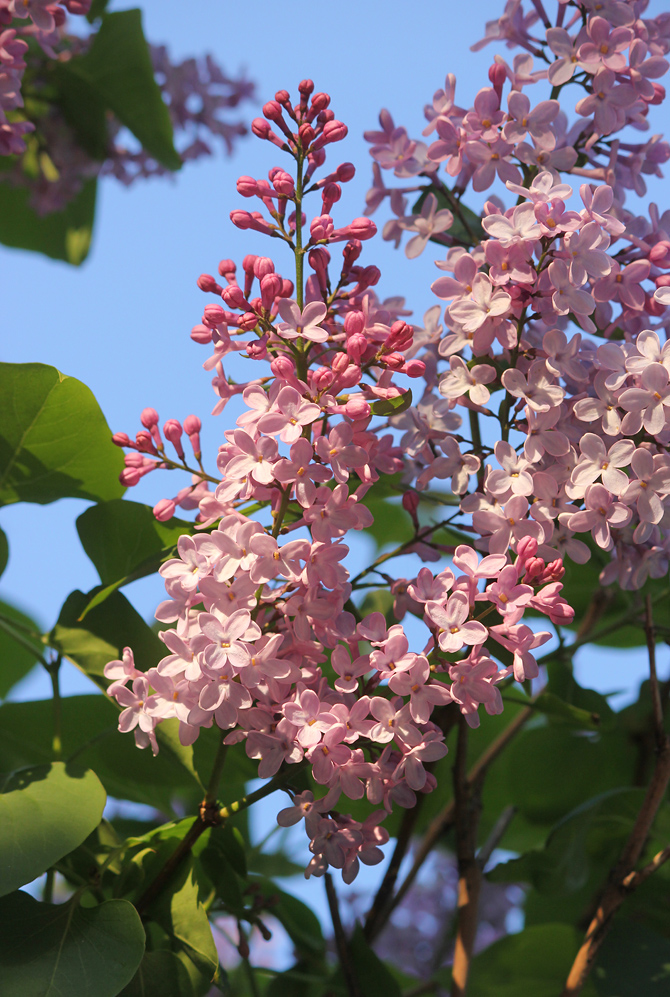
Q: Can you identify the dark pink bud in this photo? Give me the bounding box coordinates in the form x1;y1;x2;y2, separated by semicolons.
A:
271;355;296;380
197;273;222;294
112;432;132;448
247;336;268;359
183;414;201;436
260;273;282;310
516;536;539;565
254;256;275;278
275;89;291;105
336;162;356;182
650;241;670;268
221;284;249;310
649;83;665;105
655;274;670;288
342;240;362;271
312;119;348;151
314;367;334;391
252;117;272;139
120;467;141;487
308;247;330;274
336;364;362;389
218;259;236;277
203;304;226;327
299;79;315;99
488;64;506;102
153;499;176;522
346;217;376;240
310;92;330;113
280;279;294;297
647;291;666;317
344;395;371;419
322;182;341;215
344;311;366;337
163;419;185;459
239;311;260;331
63;0;92;13
405;360;426;378
402;490;420;527
191;324;213;345
270;169;295;196
299;123;316;146
383;352;406;371
263;100;283;122
135;431;157;455
230;210;253;230
140;407;159;429
347;333;368;363
331;353;350;375
237;175;259;197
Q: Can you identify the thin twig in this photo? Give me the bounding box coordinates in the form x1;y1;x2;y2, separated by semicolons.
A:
476;805;517;872
450;718;482;997
363;794;425;941
325;873;361;997
622;843;670;890
644;594;665;747
369;703;534;940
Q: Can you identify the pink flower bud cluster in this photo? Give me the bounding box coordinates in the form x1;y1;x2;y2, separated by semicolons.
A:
106;73;582;881
0;2;254;214
364;0;670;592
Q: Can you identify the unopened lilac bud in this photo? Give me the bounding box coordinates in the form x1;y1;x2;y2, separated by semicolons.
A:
120;467;142;487
260;273;282;310
203;304;226;328
271;356;296;380
337;364;362;389
314;367;334;391
112;432;131;448
331;353;350;375
237;175;258;197
254;256;275;278
140;408;159;429
197;273;222;294
191;324;213;345
650;241;670;268
299;79;315;99
336;162;356;182
153;498;176;522
344;396;371;419
183;415;202;459
263;100;283;122
163;419;185;459
222;285;249;310
310;92;330;113
344;311;366;337
312;119;348;150
135;431;157;454
247;337;268;359
299;123;316;146
347;334;368;363
218;259;236;277
405;360;426;378
280;279;294;297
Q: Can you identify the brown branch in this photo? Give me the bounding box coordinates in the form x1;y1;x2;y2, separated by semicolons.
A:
366;703;534;942
476;804;517;871
644;593;665;748
451;718;482;997
363;792;425;941
561;736;670;995
325;873;361;997
622;843;670;890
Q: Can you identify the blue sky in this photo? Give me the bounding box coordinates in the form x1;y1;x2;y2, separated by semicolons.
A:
1;0;668;702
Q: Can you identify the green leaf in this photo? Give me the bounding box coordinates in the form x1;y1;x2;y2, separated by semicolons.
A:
0;525;7;579
0;363;124;506
0;178;96;265
50;62;109;160
0;891;145;997
502;690;601;731
253;879;325;959
595;918;670;995
0;697;202;814
467;924;597;997
87;0;111;20
147;858;218;983
0;762;106;897
328;925;402;996
119;950;198;997
371;389;412;417
75;500;195;616
489;789;644;898
413;187;484;246
50;588;165;683
78;10;182;171
0;599;44;698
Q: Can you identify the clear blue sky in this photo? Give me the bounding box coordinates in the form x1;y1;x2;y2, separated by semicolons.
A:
1;0;667;701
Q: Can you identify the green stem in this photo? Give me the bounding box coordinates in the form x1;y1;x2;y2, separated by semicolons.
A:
0;612;49;668
272;484;292;539
218;761;307;822
294;152;304;309
205;738;228;804
43;868;55;904
47;656;62;760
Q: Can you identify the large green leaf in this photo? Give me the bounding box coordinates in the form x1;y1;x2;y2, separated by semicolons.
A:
50;588;165;683
77;10;182;171
0;697;202;814
0;598;44;698
326;925;401;996
467;924;597;997
0;891;145;997
0;178;96;265
0;363;124;506
119;950;197;997
147;858;218;984
0;762;106;897
595;919;670;995
50;62;109;160
75;500;194;616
